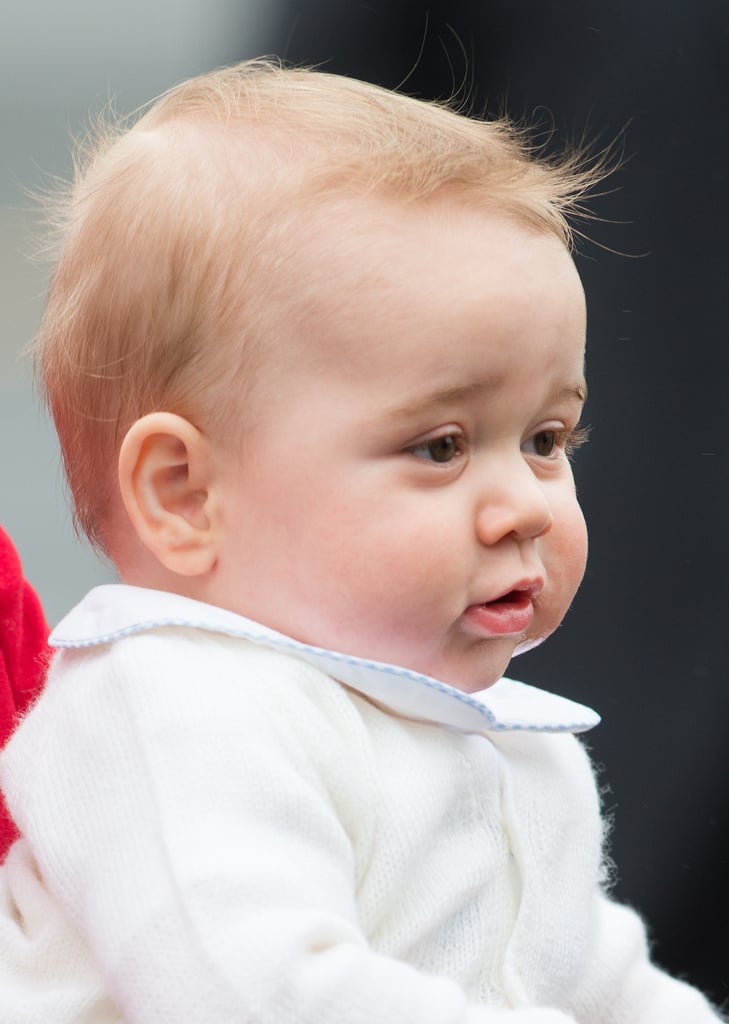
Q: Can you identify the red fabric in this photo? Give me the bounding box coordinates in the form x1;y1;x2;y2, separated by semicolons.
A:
0;525;50;858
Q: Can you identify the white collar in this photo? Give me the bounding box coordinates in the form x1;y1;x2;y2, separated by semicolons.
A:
50;585;600;736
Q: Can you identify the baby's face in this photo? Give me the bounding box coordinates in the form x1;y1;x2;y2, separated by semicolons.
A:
210;195;588;692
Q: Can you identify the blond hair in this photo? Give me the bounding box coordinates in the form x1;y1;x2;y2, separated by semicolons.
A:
36;57;603;553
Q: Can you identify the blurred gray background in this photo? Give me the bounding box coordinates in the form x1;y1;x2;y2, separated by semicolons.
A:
0;0;283;623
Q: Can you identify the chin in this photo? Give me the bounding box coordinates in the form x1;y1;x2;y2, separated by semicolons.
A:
443;653;517;694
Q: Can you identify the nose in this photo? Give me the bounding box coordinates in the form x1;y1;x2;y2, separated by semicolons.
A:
474;458;553;547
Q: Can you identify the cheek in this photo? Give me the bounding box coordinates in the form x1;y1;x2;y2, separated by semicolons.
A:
553;500;588;596
307;501;458;625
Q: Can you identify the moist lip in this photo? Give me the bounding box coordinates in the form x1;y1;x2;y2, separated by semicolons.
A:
464;585;537;637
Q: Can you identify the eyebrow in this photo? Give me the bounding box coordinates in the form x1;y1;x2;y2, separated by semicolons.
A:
385;376;588;422
386;379;498;421
566;380;588;405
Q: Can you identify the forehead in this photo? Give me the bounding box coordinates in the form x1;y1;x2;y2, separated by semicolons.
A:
272;193;584;370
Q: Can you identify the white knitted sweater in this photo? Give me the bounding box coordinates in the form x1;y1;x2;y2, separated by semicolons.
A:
0;586;722;1023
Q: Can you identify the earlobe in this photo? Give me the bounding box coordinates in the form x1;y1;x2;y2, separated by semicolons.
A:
118;413;218;577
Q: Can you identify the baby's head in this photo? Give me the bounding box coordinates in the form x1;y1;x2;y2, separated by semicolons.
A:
38;59;600;690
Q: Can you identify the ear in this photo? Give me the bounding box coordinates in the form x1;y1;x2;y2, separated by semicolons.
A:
118;412;218;577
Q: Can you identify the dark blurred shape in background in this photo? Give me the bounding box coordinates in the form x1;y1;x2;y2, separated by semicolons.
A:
252;0;729;1003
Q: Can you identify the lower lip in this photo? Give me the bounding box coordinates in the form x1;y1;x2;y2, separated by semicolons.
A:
463;592;535;637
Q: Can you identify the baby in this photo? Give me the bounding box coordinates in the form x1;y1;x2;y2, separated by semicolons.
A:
0;59;723;1023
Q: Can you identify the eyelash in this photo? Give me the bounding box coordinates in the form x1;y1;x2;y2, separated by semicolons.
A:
561;424;591;459
529;424;591;460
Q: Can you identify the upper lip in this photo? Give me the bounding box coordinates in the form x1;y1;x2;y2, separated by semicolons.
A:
476;577;544;605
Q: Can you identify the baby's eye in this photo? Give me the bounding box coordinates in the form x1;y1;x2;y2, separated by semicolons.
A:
522;426;590;460
527;429;559;457
408;432;464;464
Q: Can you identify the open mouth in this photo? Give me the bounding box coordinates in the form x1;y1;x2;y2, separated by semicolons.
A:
487;589;523;606
465;587;536;637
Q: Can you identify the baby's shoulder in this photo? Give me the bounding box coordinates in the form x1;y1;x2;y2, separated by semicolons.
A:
22;628;373;777
2;628;379;838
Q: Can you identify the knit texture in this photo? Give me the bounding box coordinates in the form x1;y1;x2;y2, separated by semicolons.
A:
0;618;723;1023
